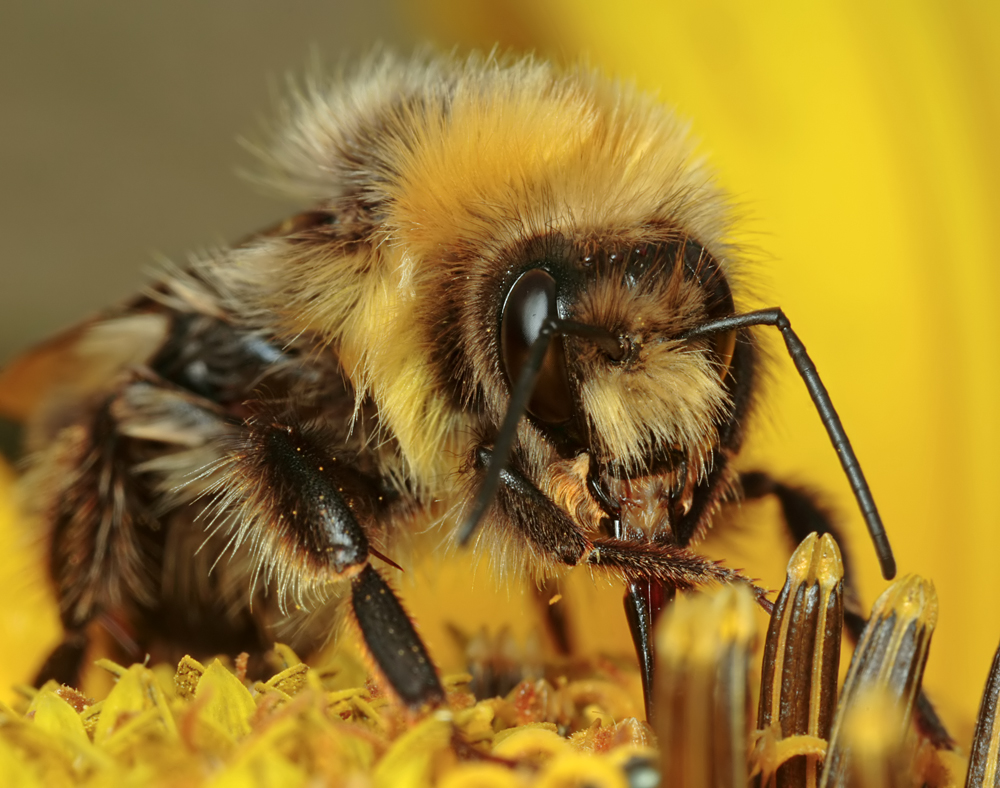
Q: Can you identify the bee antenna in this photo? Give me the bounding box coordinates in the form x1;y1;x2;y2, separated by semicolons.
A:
457;318;625;547
682;308;897;580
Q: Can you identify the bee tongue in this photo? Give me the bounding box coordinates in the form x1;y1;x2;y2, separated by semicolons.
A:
623;577;673;724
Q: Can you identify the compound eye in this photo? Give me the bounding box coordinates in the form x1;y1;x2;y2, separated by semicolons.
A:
705;274;736;378
714;330;737;377
679;240;737;379
500;269;574;424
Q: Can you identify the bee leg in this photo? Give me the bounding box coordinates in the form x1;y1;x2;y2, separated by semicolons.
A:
350;563;445;708
472;446;589;565
220;414;444;709
741;470;871;631
740;471;852;573
475;446;760;721
739;470;954;748
588;536;767;723
472;446;587;655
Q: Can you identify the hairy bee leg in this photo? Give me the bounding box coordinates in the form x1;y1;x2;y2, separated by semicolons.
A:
472;445;767;720
351;563;445;708
473;447;686;716
472;443;764;721
472;447;589;565
587;537;761;591
587;536;766;723
472;447;586;654
220;414;444;709
739;469;954;748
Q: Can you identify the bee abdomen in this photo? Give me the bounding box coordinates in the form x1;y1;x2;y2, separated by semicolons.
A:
45;395;158;627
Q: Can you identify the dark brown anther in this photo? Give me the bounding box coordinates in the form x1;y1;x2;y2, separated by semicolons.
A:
753;532;844;788
966;638;1000;787
819;575;937;788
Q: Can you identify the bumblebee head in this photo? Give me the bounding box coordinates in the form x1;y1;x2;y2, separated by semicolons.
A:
491;233;739;481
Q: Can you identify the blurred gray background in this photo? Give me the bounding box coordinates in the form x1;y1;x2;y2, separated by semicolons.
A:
1;2;418;367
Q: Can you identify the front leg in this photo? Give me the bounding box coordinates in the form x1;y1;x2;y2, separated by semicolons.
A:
210;410;444;709
473;446;590;567
472;444;759;722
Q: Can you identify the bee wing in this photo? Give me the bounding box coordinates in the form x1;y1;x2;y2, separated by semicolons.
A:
0;320;98;422
0;304;172;451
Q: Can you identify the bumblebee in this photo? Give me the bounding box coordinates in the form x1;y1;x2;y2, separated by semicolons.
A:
1;51;894;715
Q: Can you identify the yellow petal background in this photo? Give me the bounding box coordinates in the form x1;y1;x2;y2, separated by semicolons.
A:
0;463;60;696
403;0;1000;746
